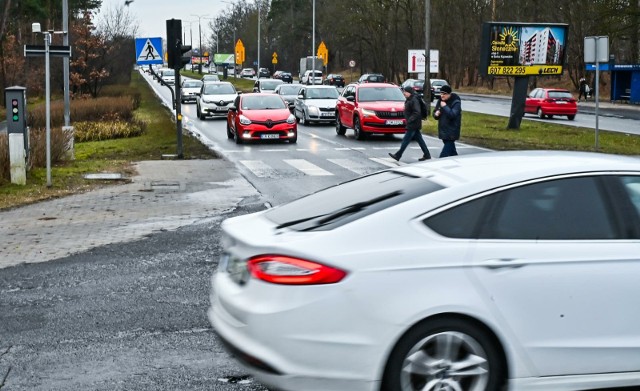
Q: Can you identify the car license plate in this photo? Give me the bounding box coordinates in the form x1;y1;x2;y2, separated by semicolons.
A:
386;120;403;125
321;112;334;117
217;106;228;111
556;101;567;104
261;134;280;139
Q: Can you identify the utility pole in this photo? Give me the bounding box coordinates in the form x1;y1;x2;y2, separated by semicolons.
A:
424;0;431;112
257;0;261;76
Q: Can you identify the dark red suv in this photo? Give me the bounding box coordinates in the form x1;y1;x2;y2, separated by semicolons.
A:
335;83;406;140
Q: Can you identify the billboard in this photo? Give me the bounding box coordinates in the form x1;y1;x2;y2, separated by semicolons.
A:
480;22;568;76
407;49;439;74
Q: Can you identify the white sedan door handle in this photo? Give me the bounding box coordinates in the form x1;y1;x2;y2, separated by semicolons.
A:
482;258;527;270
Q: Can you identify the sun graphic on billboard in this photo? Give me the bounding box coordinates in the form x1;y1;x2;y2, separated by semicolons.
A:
499;26;520;49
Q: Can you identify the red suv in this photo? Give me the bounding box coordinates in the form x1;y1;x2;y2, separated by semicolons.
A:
335;83;406;140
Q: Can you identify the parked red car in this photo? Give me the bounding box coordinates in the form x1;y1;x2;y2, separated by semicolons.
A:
335;83;406;140
227;93;297;144
525;88;577;120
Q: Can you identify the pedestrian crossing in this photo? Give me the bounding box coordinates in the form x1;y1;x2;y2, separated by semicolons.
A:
239;156;401;178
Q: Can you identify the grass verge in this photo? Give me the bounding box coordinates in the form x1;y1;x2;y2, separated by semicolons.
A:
0;72;217;210
422;111;640;155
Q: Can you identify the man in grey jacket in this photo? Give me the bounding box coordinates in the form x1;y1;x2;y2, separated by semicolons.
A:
433;85;461;157
389;86;431;162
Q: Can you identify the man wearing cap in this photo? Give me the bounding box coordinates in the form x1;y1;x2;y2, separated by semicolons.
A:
433;84;461;157
388;86;431;162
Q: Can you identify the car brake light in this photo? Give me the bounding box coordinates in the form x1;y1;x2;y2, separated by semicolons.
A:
247;255;347;285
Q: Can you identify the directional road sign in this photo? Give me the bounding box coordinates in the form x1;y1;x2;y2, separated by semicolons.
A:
24;45;71;57
135;37;163;65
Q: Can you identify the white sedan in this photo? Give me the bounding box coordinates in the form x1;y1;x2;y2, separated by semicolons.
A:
209;151;640;391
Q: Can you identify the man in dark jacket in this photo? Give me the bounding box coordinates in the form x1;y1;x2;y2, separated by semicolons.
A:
389;86;431;162
433;85;461;158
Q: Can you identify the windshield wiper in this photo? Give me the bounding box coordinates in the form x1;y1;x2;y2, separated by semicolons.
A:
275;191;402;231
301;191;402;231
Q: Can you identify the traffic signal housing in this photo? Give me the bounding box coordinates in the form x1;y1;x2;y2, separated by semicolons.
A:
166;19;192;69
5;86;27;134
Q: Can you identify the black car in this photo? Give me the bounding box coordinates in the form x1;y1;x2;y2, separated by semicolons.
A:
401;78;435;102
358;73;386;83
324;74;345;87
258;67;270;78
280;72;293;83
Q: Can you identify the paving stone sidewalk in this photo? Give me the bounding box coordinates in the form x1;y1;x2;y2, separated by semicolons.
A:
0;159;259;269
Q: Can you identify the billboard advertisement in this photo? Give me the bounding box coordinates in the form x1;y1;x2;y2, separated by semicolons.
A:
407;49;439;74
480;22;568;76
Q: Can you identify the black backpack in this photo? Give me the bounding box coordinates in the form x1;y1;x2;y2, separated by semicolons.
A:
419;97;428;119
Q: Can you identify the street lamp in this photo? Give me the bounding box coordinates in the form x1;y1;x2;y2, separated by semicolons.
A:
191;14;210;74
221;0;238;77
257;0;261;77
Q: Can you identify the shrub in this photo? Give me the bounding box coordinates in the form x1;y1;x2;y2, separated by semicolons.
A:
28;127;73;168
73;120;146;142
0;133;8;182
29;96;137;128
100;85;142;108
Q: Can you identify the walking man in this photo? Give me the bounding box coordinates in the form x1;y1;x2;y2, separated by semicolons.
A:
433;85;461;158
389;86;431;162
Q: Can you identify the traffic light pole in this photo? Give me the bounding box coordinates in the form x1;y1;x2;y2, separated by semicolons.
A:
167;19;192;159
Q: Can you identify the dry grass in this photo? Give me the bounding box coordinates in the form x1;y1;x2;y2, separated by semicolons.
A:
0;133;9;182
29;96;138;128
27;127;74;168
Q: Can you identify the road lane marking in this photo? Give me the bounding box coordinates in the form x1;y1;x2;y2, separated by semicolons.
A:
239;160;279;178
370;157;404;167
327;158;377;176
283;159;333;176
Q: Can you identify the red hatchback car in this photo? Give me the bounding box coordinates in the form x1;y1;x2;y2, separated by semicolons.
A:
227;93;297;144
525;88;577;120
335;83;406;140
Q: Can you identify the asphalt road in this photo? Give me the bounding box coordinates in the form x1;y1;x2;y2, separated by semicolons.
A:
0;202;271;391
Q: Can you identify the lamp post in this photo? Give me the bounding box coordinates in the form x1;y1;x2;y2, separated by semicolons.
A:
191;14;210;74
257;0;261;77
312;0;315;79
221;0;238;77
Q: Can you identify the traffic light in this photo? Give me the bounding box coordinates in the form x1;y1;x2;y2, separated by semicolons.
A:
11;99;19;121
5;87;27;134
166;19;192;69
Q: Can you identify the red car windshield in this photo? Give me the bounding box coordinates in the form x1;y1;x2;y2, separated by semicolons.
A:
358;87;405;102
242;95;287;110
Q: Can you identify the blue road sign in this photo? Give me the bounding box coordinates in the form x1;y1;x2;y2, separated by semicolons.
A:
135;37;163;65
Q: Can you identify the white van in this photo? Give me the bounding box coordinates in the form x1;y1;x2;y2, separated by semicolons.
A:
301;70;323;85
161;69;175;85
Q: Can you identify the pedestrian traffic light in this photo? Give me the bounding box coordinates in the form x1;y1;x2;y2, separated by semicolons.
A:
166;19;192;69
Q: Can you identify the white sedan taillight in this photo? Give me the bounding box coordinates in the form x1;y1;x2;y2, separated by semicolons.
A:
247;255;347;285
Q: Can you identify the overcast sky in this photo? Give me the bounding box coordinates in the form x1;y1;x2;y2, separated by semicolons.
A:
99;0;229;40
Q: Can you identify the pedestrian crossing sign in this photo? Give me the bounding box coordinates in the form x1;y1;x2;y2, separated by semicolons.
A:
135;37;163;65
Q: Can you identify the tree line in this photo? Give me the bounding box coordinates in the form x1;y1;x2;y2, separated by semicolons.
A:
0;0;638;104
210;0;639;89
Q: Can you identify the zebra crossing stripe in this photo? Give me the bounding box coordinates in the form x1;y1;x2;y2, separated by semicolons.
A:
327;158;373;176
283;159;333;176
369;157;403;168
239;160;279;178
